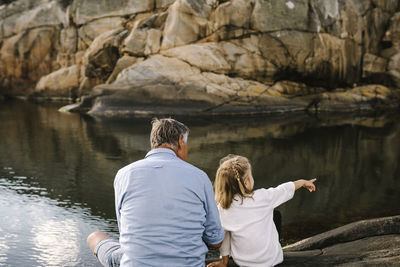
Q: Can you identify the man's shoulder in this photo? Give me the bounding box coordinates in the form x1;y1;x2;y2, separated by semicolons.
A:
178;159;205;174
175;159;210;181
116;157;207;177
116;159;147;177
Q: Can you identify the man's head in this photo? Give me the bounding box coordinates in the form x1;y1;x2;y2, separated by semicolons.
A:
150;118;189;161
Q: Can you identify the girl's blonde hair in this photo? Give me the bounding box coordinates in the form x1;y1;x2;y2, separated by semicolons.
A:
214;155;253;209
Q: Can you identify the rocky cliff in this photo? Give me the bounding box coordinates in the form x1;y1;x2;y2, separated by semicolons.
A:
1;0;400;116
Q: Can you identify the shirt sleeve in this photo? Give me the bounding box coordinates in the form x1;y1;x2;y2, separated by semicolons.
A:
114;169;127;232
263;182;295;208
202;177;225;245
219;231;231;256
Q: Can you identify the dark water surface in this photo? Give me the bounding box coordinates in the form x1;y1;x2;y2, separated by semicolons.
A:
1;99;400;266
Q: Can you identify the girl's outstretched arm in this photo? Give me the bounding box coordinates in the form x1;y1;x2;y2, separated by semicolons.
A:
294;178;317;192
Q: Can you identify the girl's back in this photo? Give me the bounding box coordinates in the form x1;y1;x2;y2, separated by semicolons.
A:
219;184;295;267
209;154;316;267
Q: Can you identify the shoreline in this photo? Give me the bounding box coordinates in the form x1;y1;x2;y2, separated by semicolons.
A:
2;95;400;120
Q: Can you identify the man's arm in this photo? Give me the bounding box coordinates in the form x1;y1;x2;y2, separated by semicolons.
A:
207;231;231;267
206;242;222;248
202;177;225;247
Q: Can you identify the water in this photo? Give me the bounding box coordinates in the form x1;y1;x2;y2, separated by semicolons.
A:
0;99;400;266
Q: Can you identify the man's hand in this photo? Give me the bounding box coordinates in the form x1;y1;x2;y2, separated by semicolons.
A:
207;255;229;267
207;261;227;267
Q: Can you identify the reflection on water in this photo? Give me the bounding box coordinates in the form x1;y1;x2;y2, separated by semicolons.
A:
0;176;116;266
0;99;400;265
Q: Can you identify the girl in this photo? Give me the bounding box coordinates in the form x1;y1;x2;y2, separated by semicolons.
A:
208;155;316;267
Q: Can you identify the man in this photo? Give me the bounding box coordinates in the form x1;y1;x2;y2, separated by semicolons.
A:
87;118;225;267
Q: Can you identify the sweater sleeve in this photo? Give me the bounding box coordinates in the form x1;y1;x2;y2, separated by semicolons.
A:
262;182;295;208
219;231;231;256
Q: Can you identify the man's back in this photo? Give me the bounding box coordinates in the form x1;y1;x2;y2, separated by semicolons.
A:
114;148;223;267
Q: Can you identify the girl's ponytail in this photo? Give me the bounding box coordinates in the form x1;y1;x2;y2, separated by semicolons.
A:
214;155;253;209
232;160;250;197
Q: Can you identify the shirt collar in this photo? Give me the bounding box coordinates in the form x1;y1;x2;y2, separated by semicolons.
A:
145;148;177;158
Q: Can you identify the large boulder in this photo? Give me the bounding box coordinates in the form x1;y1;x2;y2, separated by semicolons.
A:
213;0;253;29
77;17;125;49
0;26;59;94
62;54;400;117
105;55;144;84
251;0;318;32
0;0;66;39
70;0;154;25
161;0;214;50
284;215;400;252
280;215;400;266
306;85;399;112
161;43;231;74
282;235;400;266
163;31;361;87
208;215;400;266
121;11;167;57
65;54;309;117
81;28;128;82
35;65;80;98
362;53;391;84
0;0;65;94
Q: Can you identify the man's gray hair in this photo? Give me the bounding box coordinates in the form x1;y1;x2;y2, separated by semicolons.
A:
150;118;189;149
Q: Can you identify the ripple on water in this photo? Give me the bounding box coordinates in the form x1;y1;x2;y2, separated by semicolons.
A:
0;180;117;267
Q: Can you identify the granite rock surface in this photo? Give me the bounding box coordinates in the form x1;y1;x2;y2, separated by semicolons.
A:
1;0;400;116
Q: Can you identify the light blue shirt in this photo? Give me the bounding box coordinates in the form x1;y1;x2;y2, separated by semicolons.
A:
114;148;225;267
